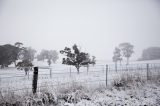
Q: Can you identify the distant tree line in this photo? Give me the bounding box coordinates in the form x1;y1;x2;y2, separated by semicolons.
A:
37;49;59;66
0;42;59;69
0;44;20;68
0;42;36;69
3;41;160;74
138;47;160;61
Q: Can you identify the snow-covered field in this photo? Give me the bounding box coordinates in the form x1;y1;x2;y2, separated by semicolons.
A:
0;60;160;92
0;60;160;105
0;76;160;106
68;82;160;106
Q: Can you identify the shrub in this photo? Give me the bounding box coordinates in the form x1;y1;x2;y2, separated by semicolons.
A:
112;73;145;90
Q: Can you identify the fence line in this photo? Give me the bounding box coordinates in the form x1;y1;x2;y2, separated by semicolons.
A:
1;74;160;93
0;63;160;93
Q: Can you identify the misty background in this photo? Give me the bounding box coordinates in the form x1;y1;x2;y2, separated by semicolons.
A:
0;0;160;61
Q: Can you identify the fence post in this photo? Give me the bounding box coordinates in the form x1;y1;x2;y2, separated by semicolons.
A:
106;65;108;87
87;64;89;75
50;68;52;78
147;63;150;80
32;67;38;94
115;62;117;72
70;66;71;77
0;75;1;86
28;69;29;79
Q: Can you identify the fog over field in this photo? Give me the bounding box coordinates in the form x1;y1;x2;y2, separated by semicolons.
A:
1;1;160;105
0;0;160;61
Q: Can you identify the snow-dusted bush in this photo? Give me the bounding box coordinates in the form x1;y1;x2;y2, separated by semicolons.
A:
112;73;145;89
149;71;160;84
56;81;91;104
0;90;23;106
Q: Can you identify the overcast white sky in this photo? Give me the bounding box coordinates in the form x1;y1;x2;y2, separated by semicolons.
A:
0;0;160;61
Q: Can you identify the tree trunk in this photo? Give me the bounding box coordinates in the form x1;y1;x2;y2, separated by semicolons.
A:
25;67;29;75
76;66;80;74
14;61;17;67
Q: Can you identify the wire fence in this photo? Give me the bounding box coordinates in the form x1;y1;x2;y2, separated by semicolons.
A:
0;63;160;93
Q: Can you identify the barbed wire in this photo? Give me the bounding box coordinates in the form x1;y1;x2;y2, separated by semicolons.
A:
0;67;160;79
0;63;160;93
1;74;160;93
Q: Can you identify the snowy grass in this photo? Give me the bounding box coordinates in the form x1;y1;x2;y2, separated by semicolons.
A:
111;73;145;89
1;60;160;105
0;73;160;106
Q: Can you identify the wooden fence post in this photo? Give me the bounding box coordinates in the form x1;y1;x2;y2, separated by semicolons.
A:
50;68;52;78
28;69;29;79
106;65;108;87
32;67;38;94
147;63;150;80
70;66;71;77
0;74;1;87
115;62;117;72
87;64;89;75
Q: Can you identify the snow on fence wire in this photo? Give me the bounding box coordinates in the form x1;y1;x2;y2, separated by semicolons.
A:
0;63;160;94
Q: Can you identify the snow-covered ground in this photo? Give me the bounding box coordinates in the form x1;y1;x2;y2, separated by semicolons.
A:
0;60;160;93
67;82;160;106
0;60;160;105
0;78;160;106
